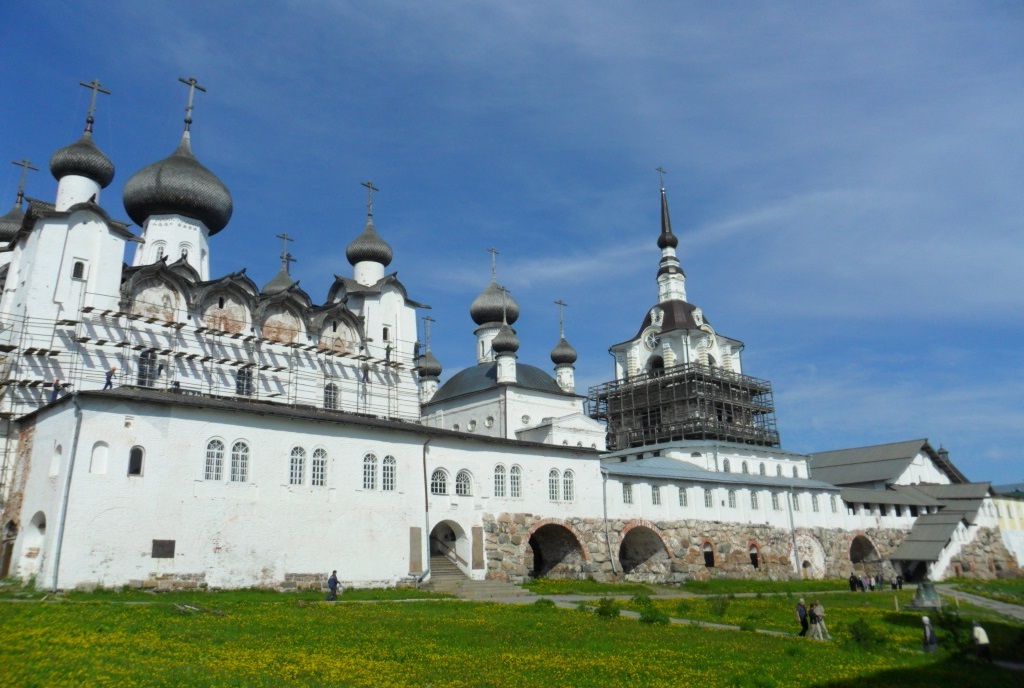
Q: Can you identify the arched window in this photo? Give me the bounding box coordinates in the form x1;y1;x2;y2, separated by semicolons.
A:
622;483;633;504
791;492;800;511
218;296;225;309
749;545;760;569
548;469;560;501
811;494;820;512
430;469;448;495
72;261;85;279
776;465;783;477
651;484;660;505
89;441;109;474
363;453;377;490
137;350;158;387
382;326;390;342
456;470;473;496
772;492;781;510
179;244;191;258
205;439;224;480
230;441;249;482
704;488;713;508
510;465;522;498
703;542;715;568
289;447;306;485
759;463;766;476
236;368;253;396
741;461;749;474
727;490;736;508
678;487;688;507
154;244;165;261
311;448;327;486
493;465;506;497
722;459;731;473
382;455;396;491
563;470;575;502
324;383;339;410
128;446;144;476
792;466;799;479
751;491;759;510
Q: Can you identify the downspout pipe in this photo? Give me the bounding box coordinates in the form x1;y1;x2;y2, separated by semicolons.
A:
601;468;617;574
786;485;799;575
51;393;84;593
416;437;432;585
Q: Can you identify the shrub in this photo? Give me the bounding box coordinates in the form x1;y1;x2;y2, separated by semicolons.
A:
845;618;883;649
708;595;730;617
675;599;691;616
739;620;757;632
595;597;620;619
532;598;555;610
630;593;654;609
639;606;670;625
575;601;589;613
933;608;972;657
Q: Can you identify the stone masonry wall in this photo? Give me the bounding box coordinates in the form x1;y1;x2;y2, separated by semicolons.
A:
949;527;1021;580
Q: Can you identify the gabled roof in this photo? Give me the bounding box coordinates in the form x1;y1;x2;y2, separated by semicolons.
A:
839;485;941;507
326;273;429;309
809;439;967;486
602;456;837;489
20;197;135;241
912;483;990;525
889;511;966;562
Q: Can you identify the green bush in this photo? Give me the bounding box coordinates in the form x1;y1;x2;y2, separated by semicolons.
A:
708;595;731;617
739;620;757;632
845;617;883;649
675;599;691;616
630;593;654;608
933;608;972;657
595;597;620;619
532;598;555;609
638;606;670;625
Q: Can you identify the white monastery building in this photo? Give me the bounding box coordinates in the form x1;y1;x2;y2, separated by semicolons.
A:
0;81;1019;591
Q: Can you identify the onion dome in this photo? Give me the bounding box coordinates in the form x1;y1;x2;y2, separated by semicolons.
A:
550;337;577;365
492;323;520;355
417;350;443;379
345;219;393;267
0;203;24;243
122;133;233;234
261;266;295;296
470;280;519;326
49;131;115;188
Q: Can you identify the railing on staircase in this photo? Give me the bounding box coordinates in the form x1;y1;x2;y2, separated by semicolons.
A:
430;537;469;568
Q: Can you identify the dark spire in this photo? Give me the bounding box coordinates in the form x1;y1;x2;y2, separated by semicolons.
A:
656;166;678;249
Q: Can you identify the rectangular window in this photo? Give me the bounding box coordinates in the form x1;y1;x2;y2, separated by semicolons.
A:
704;489;713;509
289;456;304;485
152;540;175;558
830;495;838;513
727;490;736;508
623;483;633;505
792;493;800;512
772;492;781;511
510;467;522;498
751;492;759;510
909;505;918;517
812;494;819;513
894;504;902;517
678;487;688;507
312;457;326;486
651;485;661;505
382;457;396;492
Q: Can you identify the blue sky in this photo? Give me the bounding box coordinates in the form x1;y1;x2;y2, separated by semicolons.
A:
2;2;1022;484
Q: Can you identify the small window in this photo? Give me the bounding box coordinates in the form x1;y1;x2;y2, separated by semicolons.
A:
759;463;766;476
289;447;306;485
155;245;165;261
776;465;782;477
230;441;249;482
704;489;713;509
722;459;730;473
494;465;506;497
452;423;460;432
382;326;390;342
382;456;396;491
128;446;144;476
485;416;495;428
521;415;530;426
651;485;661;505
467;419;477;432
137;350;159;387
180;245;190;258
510;465;522;498
363;454;378;490
749;545;759;569
772;492;781;511
830;495;838;513
751;491;759;510
324;382;339;410
812;494;820;513
563;470;575;502
152;540;175;558
909;505;918;517
741;461;748;474
72;261;85;279
703;542;715;568
236;369;254;396
205;439;224;481
792;466;799;479
792;493;800;512
311;448;327;486
430;469;448;495
218;296;225;309
894;504;902;517
678;487;688;507
728;490;736;508
548;469;560;501
622;483;633;505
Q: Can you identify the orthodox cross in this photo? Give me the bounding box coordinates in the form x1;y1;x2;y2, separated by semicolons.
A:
554;299;568;338
656;166;667;189
78;79;111;132
275;232;296;273
10;159;38;208
178;76;206;132
486;247;499;279
360;180;379;219
422;315;435;351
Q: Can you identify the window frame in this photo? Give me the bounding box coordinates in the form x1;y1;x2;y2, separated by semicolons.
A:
230;441;249;482
456;469;473;496
289;446;306;486
493;464;507;498
311;448;327;487
205;439;224;480
363;453;378;491
382;455;396;492
127;446;144;477
430;468;448;496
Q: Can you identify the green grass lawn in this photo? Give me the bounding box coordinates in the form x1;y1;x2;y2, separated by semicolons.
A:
677;578;852;595
952;577;1024;606
521;577;654;595
1;592;1021;687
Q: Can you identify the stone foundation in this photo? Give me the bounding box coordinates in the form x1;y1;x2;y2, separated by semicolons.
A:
948;527;1021;580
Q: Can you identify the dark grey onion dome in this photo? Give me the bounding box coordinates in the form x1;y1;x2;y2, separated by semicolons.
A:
417;350;442;379
49;131;115;188
260;267;295;295
345;220;393;267
492;323;519;354
470;279;519;326
0;203;24;243
122;133;233;234
550;337;577;365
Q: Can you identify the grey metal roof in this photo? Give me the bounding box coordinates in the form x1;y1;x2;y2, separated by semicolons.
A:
993;483;1024;497
470;279;519;326
0;202;23;242
629;299;707;341
911;483;989;525
889;512;964;562
426;362;572;405
888;540;948;562
809;439;928;486
123;132;232;234
260;267;296;296
839;486;942;507
550;336;577;365
492;323;519;354
416;350;442;379
49;131;115;188
345;219;393;267
603;456;838;490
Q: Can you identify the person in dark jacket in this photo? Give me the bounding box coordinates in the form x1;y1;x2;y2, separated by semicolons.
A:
326;570;339;601
796;598;809;637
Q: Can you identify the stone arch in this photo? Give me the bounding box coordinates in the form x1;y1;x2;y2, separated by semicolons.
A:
849;533;881;574
199;290;251;334
130;277;183;322
525;518;587;579
618;521;671;578
430;520;470;573
19;511;47;578
0;519;18;578
794;532;826;579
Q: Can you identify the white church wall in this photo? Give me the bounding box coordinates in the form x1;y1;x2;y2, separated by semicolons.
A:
894;450;954;486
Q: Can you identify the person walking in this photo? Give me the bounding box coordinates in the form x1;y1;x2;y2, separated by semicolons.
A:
813;599;831;640
325;570;339;601
848;573;857;592
897;573;904;590
972;621;991;662
808;600;821;640
796;598;809;637
922;616;938;653
103;366;117;390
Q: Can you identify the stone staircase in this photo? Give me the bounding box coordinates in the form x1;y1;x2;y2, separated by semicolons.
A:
423;556;535;601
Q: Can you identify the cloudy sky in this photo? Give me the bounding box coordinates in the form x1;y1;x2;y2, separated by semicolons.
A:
2;2;1021;484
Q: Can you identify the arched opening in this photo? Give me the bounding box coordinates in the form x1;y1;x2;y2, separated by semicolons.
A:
18;512;47;578
619;526;669;576
849;534;881;574
429;520;469;577
137;350;158;387
1;520;18;578
527;524;585;579
702;542;715;568
749;545;760;569
647;355;665;376
127;446;144;476
794;533;827;579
